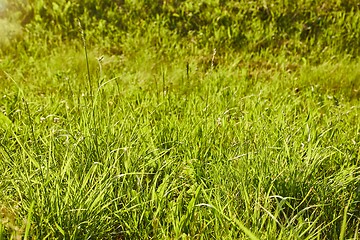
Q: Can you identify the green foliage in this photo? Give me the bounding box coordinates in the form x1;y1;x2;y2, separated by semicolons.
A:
0;0;360;239
3;0;360;58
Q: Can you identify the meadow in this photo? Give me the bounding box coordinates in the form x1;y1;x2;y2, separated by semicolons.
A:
0;0;360;239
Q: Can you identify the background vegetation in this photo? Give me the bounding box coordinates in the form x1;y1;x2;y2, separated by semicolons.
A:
0;0;359;239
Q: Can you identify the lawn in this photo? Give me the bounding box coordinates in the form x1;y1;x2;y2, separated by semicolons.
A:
0;0;360;239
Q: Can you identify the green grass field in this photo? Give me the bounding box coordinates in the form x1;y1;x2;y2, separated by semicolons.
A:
0;0;360;239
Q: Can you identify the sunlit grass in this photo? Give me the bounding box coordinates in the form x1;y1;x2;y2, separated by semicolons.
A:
0;1;360;239
0;46;359;238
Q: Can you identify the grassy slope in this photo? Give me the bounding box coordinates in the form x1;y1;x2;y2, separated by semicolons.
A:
1;1;360;239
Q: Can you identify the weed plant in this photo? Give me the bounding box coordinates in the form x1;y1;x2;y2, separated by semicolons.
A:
0;0;360;239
